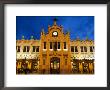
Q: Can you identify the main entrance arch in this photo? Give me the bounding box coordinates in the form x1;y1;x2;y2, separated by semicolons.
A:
50;57;60;74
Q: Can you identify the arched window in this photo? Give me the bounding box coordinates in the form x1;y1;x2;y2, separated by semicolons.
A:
50;42;52;49
64;42;66;49
44;42;46;49
58;42;60;49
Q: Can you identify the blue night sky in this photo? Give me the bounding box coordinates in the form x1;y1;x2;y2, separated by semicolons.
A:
16;16;94;40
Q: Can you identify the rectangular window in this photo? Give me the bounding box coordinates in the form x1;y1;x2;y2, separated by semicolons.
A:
64;42;66;49
36;46;39;52
75;46;78;52
23;46;26;52
84;46;87;52
23;46;30;52
55;42;57;49
27;46;30;52
71;46;74;52
33;46;36;52
90;46;93;52
50;42;52;49
44;42;46;49
33;46;39;52
54;42;57;51
17;46;20;52
93;46;94;51
58;42;60;49
80;46;83;52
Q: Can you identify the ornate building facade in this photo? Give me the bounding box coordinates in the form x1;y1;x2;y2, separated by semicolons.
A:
16;19;94;74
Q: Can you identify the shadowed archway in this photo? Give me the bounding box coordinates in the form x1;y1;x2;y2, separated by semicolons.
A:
50;57;60;74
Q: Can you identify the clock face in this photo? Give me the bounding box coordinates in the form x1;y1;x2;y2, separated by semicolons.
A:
53;31;58;36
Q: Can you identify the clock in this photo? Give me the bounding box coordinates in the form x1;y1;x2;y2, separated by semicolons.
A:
52;31;58;36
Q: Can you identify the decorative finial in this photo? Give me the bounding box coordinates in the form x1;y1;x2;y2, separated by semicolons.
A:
67;29;70;35
31;36;34;39
42;28;44;32
41;28;45;35
66;31;70;35
53;18;58;25
86;36;88;40
22;35;25;40
76;36;80;40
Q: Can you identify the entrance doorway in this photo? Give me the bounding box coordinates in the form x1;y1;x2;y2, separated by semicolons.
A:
50;57;60;74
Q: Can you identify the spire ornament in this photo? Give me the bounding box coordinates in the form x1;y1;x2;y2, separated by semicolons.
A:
41;28;45;35
53;18;58;25
22;35;25;40
31;36;34;40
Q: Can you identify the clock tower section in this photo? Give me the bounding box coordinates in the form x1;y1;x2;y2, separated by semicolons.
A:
39;19;71;74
